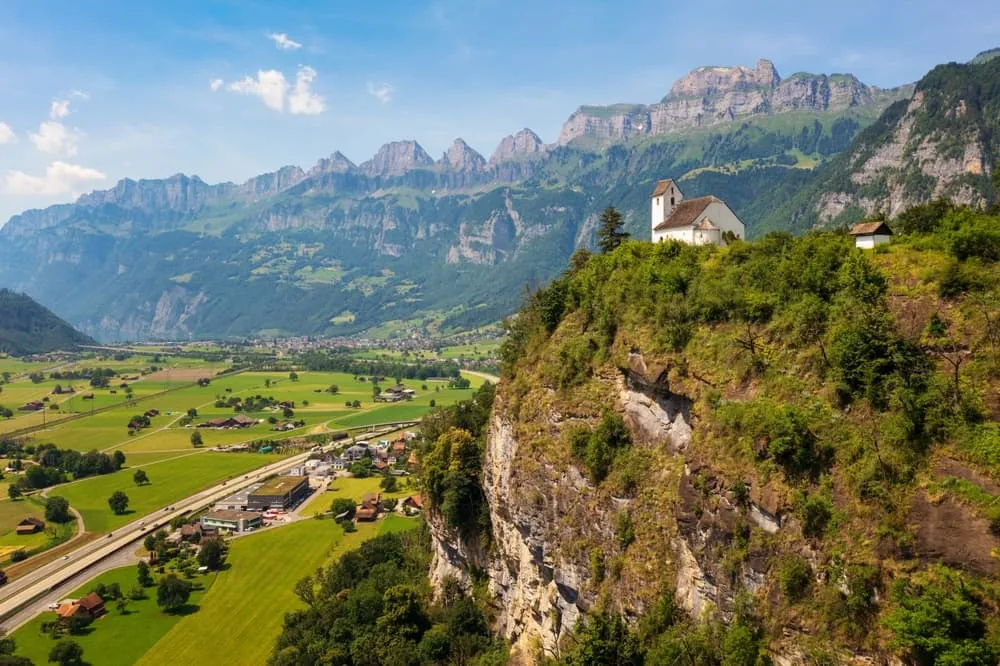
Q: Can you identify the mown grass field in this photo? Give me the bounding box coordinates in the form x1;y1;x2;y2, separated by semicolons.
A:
0;496;77;564
299;475;415;517
137;516;418;665
56;452;281;533
11;566;216;666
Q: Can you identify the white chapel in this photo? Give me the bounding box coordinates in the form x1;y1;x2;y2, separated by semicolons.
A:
650;179;745;246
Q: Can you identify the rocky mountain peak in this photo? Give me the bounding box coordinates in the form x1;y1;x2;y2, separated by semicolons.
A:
488;128;545;165
308;151;358;175
360;140;434;177
665;58;781;101
441;138;486;172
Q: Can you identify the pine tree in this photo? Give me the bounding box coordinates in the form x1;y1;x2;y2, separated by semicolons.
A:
597;206;629;254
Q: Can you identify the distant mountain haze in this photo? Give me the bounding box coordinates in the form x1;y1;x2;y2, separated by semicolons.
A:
0;52;996;341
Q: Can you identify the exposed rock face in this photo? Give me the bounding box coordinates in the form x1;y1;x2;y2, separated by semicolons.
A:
441;138;486;172
816;88;994;223
360;140;435;177
307;151;357;175
557;59;904;147
241;165;306;198
489;128;546;164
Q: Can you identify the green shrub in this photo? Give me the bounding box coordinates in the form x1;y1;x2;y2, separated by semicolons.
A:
778;556;813;602
615;511;635;550
799;494;833;539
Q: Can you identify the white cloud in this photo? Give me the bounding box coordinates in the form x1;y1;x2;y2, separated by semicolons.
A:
366;81;394;104
228;69;288;112
70;89;89;100
0;122;15;145
222;66;325;115
29;120;80;156
49;100;70;120
209;78;224;92
288;66;325;115
5;161;106;196
268;32;302;50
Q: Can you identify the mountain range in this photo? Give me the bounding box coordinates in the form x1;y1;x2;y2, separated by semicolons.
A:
0;51;997;341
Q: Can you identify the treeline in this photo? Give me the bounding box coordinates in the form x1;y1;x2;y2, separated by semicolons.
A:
269;530;506;666
0;438;125;490
289;352;463;380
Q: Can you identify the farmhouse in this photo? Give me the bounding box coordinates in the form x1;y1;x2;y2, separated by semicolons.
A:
650;179;744;246
200;510;263;533
57;593;106;622
197;414;257;429
849;221;894;249
247;475;309;510
15;517;45;535
18;401;44;412
356;492;382;522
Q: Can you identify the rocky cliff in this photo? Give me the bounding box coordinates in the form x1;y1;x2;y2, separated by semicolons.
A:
557;59;907;147
426;230;1000;663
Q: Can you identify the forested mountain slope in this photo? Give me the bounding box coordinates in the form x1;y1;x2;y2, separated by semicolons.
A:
0;289;96;356
759;54;1000;233
425;202;1000;664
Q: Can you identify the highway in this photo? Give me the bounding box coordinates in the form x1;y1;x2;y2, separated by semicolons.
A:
0;449;316;627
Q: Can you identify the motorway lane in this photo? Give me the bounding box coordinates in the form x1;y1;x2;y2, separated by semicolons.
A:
0;450;315;626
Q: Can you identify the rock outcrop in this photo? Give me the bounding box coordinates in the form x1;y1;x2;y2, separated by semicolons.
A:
360;140;435;177
489;128;546;164
441;138;487;172
557;59;906;147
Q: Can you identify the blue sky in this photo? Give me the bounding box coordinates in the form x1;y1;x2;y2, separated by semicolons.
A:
0;0;997;223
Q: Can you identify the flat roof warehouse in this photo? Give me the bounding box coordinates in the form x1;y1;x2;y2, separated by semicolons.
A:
253;475;307;496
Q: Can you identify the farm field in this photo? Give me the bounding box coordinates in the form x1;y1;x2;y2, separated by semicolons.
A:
0;496;77;565
299;475;415;517
137;515;418;665
11;565;216;666
57;452;281;533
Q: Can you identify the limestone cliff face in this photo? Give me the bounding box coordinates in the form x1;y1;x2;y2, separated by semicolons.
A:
816;89;994;222
428;354;793;663
360;140;436;177
557;59;905;147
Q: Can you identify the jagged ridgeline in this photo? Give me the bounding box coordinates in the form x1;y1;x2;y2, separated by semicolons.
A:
425;203;1000;664
0;289;95;356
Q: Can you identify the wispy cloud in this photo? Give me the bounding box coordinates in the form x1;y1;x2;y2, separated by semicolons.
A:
70;89;89;100
222;66;325;115
5;161;106;196
366;81;394;104
268;32;302;50
0;122;15;145
209;78;224;92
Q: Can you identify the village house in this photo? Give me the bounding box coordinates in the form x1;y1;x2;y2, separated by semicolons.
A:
15;517;45;535
179;523;203;542
849;221;894;249
402;496;424;512
356;492;382;522
332;457;347;471
344;444;369;461
18;401;44;412
650;179;745;246
57;592;106;622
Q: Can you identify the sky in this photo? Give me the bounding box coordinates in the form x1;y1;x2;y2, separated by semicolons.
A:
0;0;997;224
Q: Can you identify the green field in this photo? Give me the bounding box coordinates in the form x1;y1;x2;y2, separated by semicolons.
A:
0;496;76;563
299;476;415;517
11;566;216;666
57;452;281;533
137;516;418;665
13;370;479;456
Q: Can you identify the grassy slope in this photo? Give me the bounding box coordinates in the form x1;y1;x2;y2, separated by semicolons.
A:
12;566;215;666
137;516;417;665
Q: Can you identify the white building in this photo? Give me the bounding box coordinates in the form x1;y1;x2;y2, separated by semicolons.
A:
650;179;745;246
849;221;893;249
